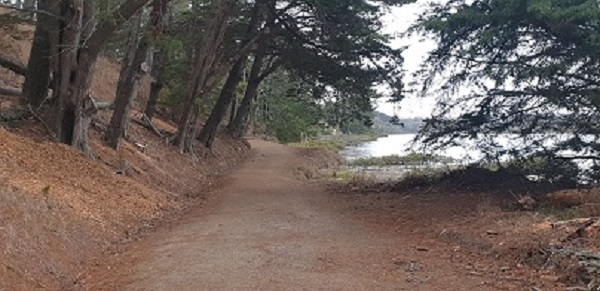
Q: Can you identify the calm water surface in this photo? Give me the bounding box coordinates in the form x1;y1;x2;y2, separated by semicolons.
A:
341;134;473;162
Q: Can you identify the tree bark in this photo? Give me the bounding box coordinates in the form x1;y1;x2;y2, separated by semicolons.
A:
22;0;50;107
144;71;163;120
197;57;246;149
144;0;171;120
193;0;268;149
175;0;233;153
227;76;259;139
105;13;148;149
227;49;273;139
228;95;237;126
41;0;150;154
227;0;277;139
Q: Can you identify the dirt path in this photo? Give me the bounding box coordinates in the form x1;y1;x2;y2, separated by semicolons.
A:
88;141;522;290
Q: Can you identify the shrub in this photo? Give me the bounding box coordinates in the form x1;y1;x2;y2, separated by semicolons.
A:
350;153;455;167
503;156;580;187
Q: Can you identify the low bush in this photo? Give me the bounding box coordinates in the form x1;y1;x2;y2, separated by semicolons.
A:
288;140;345;151
350;153;455;167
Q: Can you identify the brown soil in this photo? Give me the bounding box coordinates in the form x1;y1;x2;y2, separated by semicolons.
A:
0;123;251;290
0;15;252;290
83;141;587;291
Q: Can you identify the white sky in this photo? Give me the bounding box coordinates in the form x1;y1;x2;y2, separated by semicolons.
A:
376;1;438;119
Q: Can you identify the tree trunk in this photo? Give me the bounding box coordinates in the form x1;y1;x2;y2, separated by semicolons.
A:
227;52;268;139
193;0;266;149
106;39;149;149
228;95;237;126
39;0;151;154
22;0;50;107
197;57;246;149
144;72;163;120
227;0;276;139
228;79;259;139
106;13;148;149
175;0;232;153
144;0;171;120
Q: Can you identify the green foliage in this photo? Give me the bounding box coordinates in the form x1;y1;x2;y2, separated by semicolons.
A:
321;91;378;134
254;71;323;143
350;153;455;167
413;0;600;178
269;95;322;143
332;170;363;182
503;156;580;186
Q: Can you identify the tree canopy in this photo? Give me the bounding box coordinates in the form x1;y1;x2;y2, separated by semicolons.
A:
413;0;600;179
0;0;415;153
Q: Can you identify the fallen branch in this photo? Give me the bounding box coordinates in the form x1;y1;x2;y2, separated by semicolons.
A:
564;218;600;242
132;114;165;138
0;53;27;76
96;101;115;110
0;85;22;97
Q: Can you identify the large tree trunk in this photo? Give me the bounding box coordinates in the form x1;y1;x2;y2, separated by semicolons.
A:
175;0;232;153
144;67;163;120
196;58;246;149
227;77;259;139
144;0;171;120
193;0;266;149
47;0;90;148
38;0;151;154
227;50;269;139
105;13;148;149
228;95;237;126
227;1;276;139
22;0;50;107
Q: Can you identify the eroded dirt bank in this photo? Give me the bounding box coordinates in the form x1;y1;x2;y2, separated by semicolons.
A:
0;126;251;290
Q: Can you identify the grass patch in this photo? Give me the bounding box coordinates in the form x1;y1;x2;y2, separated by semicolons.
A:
350;153;455;167
538;207;584;221
288;140;345;151
332;170;364;181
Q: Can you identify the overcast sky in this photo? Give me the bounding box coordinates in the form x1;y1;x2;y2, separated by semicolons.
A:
377;1;437;119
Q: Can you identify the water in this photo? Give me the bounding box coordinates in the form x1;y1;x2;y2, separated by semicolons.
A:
339;134;461;180
339;133;597;182
341;134;472;162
